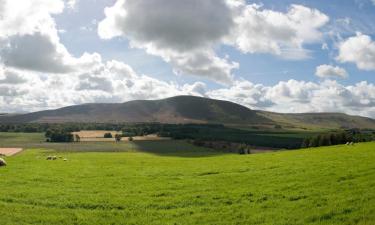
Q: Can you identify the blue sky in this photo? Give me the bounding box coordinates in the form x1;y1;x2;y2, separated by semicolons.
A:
1;0;375;117
55;0;375;87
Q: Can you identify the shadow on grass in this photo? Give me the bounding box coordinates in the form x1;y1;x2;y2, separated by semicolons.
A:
131;140;231;157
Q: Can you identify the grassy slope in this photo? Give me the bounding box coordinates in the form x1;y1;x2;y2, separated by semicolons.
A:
259;111;375;130
0;133;374;224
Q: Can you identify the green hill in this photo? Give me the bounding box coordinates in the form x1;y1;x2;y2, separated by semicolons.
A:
0;96;271;124
0;133;374;225
1;95;375;130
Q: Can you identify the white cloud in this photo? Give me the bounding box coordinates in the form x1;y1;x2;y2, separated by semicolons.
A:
66;0;78;9
337;33;375;70
0;0;79;73
208;79;375;118
0;67;27;84
1;32;75;73
98;1;329;83
2;61;375;118
0;0;64;38
230;4;329;59
315;64;348;79
98;0;239;84
0;56;209;112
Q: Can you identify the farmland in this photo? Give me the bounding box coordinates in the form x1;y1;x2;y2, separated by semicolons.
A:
0;132;374;224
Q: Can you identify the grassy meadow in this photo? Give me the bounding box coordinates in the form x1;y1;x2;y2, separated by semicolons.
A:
0;132;374;224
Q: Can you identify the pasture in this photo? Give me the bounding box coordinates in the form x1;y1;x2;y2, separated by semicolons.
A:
0;132;374;224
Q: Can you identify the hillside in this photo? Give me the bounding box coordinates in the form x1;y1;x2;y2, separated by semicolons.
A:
258;111;375;130
0;96;270;124
1;95;375;129
1;134;375;224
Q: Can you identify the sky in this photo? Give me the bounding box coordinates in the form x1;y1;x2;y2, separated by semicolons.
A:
0;0;375;117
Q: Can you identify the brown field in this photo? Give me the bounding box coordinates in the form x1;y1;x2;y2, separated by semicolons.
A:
72;130;122;138
72;131;171;142
0;148;23;156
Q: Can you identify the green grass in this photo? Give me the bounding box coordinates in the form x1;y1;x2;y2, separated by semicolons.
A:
0;133;374;224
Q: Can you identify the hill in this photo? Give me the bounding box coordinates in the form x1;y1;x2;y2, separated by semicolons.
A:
1;95;375;130
0;133;374;224
0;96;271;124
259;111;375;130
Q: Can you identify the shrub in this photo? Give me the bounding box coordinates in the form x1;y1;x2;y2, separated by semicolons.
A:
104;133;113;138
45;129;73;142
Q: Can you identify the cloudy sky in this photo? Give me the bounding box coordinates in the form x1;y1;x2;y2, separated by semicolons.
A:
1;0;375;117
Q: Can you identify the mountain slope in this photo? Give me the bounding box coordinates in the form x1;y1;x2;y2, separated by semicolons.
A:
1;95;375;129
0;96;270;124
258;111;375;130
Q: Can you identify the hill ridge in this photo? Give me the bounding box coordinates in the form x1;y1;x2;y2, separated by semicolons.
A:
1;95;375;129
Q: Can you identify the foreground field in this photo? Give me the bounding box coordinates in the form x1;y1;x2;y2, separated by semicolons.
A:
0;135;374;224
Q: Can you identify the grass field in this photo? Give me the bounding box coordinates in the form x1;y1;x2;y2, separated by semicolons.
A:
0;133;374;224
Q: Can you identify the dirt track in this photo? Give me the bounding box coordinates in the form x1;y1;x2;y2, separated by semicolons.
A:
0;148;23;156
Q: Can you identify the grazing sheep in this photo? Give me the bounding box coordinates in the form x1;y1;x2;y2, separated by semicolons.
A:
350;142;355;146
346;142;350;145
0;158;7;167
46;155;58;160
63;158;68;161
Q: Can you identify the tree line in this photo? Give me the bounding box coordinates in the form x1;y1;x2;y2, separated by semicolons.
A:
301;129;374;148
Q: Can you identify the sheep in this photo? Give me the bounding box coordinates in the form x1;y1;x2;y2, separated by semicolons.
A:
46;155;58;160
63;158;68;161
0;158;7;167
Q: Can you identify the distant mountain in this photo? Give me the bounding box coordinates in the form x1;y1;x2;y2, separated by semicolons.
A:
0;96;270;124
1;95;375;130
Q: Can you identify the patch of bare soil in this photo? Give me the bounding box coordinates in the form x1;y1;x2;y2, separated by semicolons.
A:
0;148;23;156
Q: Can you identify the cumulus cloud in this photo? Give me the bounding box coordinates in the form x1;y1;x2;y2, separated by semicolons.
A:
98;0;329;83
230;4;329;59
315;64;348;79
0;56;209;112
98;0;239;84
337;33;375;70
208;79;375;118
0;67;27;84
1;33;75;73
0;0;78;73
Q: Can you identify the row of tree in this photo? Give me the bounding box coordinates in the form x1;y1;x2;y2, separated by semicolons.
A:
301;130;374;148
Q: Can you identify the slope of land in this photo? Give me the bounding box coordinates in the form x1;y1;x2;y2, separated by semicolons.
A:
0;96;270;124
259;111;375;130
1;95;375;130
0;134;374;225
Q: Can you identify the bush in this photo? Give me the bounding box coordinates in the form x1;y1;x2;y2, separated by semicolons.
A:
45;129;73;142
104;133;113;138
115;134;122;142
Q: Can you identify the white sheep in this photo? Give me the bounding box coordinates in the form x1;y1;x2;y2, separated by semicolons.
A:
0;158;7;167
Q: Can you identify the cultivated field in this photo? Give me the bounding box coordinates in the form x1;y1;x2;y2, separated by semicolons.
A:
72;130;171;142
0;132;374;224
